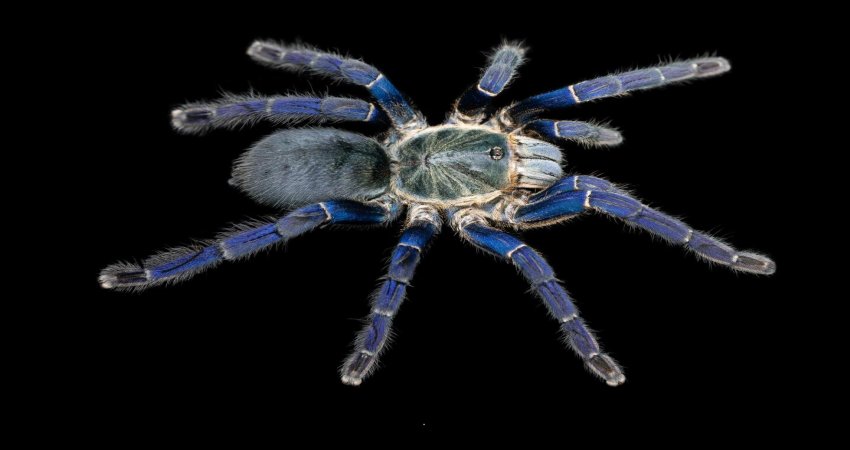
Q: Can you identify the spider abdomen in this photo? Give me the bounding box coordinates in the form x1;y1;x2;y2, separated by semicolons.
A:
232;128;391;208
392;126;512;203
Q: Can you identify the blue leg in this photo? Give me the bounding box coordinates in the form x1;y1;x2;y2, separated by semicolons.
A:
454;215;625;386
521;120;623;147
99;200;399;291
504;57;731;125
514;182;776;275
171;95;385;134
341;205;441;386
247;41;424;128
452;42;526;122
528;175;631;203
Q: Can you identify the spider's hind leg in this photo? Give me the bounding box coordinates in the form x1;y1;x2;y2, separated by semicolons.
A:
99;201;398;291
171;94;385;134
453;212;625;386
246;41;425;130
341;205;441;386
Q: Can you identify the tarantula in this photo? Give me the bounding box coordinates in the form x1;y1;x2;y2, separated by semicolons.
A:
99;41;775;386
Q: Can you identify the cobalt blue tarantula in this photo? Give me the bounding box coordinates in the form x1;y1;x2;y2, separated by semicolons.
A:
100;41;775;386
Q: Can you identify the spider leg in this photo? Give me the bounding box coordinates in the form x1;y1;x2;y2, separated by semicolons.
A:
528;175;632;201
341;205;441;386
99;200;399;291
453;213;625;386
451;42;527;123
518;120;623;147
171;94;385;134
503;57;730;126
247;41;425;129
513;181;776;274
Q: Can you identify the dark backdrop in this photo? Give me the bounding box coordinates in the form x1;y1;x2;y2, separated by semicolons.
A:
65;9;809;439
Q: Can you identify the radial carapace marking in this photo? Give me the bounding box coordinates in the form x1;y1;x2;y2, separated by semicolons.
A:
394;127;512;201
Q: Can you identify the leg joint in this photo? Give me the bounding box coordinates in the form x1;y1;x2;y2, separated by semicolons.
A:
371;307;395;318
560;313;578;323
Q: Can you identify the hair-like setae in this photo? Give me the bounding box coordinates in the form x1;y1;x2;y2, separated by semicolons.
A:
231;128;391;208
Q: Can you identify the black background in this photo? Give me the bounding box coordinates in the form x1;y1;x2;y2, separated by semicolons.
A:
62;8;812;439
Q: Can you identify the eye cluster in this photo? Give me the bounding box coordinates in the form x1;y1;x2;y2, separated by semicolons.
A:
489;146;504;160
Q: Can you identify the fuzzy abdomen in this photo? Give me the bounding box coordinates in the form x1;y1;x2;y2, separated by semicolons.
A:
232;129;390;208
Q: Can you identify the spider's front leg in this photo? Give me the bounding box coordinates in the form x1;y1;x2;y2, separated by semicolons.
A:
513;175;776;274
501;57;731;127
519;120;623;147
451;42;527;123
341;205;441;386
451;209;625;386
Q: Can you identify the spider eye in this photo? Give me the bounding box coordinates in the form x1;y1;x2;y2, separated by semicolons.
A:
489;146;504;160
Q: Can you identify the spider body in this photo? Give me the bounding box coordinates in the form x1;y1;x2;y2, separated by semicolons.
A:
101;42;775;387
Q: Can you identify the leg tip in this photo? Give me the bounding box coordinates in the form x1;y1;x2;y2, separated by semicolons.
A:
170;109;185;129
246;41;263;57
341;375;362;386
246;41;283;62
596;127;624;146
340;351;375;386
98;274;115;289
587;353;626;387
171;108;213;132
605;373;626;387
694;57;731;77
99;263;150;290
734;252;776;275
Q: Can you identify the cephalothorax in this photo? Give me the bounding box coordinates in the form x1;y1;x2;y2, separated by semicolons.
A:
100;41;775;386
